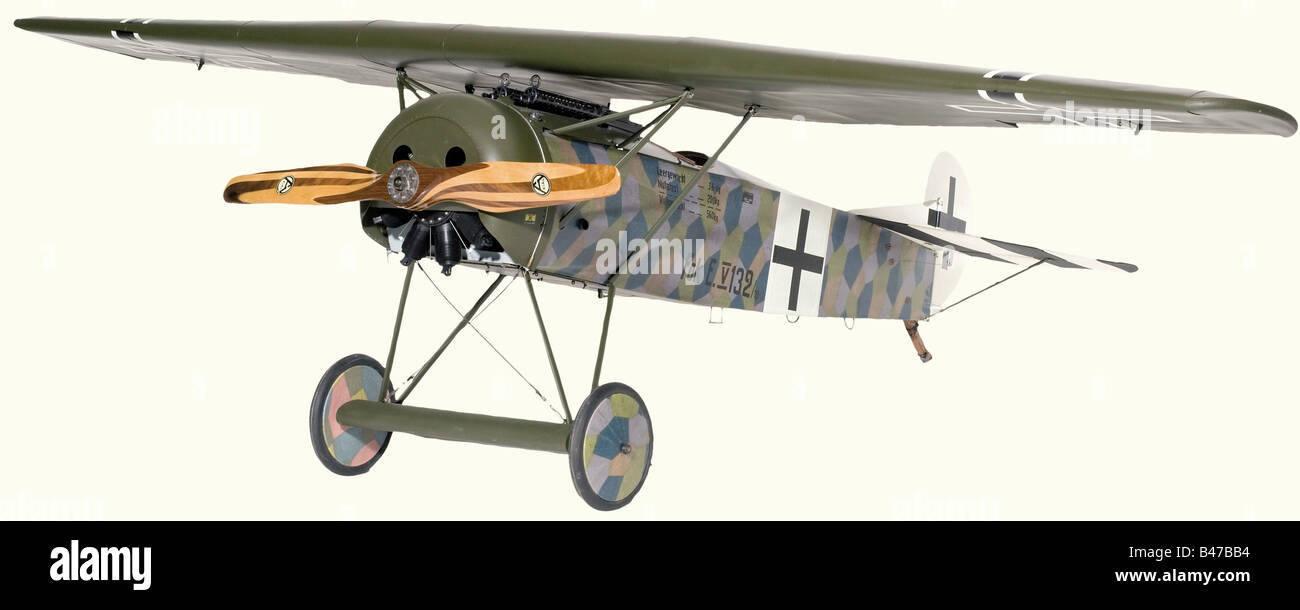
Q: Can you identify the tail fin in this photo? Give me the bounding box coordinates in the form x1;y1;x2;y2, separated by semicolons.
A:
850;152;971;307
922;152;970;307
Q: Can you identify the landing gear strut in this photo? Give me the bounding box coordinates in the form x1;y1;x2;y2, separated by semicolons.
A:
306;263;652;510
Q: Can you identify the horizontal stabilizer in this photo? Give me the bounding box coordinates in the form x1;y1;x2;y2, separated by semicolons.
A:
858;215;1137;273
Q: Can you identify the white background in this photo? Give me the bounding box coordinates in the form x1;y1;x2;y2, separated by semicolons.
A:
1;0;1296;520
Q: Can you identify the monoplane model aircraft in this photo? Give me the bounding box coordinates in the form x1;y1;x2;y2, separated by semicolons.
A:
15;17;1294;509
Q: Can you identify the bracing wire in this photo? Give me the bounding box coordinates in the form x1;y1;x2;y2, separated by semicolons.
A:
472;272;516;324
413;263;564;422
922;259;1047;321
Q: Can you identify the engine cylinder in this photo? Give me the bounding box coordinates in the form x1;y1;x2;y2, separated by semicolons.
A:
433;218;461;275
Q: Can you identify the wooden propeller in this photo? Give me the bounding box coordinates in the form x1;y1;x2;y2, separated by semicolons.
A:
223;160;621;213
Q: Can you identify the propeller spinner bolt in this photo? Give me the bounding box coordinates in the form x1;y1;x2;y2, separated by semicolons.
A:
387;163;419;204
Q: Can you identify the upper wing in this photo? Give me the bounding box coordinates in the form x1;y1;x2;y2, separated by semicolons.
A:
14;17;1295;136
858;215;1138;273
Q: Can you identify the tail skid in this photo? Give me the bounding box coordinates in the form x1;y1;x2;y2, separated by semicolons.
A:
904;320;933;363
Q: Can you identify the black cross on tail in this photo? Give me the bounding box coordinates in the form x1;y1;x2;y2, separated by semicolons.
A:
771;208;825;311
927;176;967;233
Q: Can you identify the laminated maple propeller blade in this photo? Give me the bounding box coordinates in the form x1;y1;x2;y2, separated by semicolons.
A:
373;161;624;212
224;161;621;213
222;164;383;206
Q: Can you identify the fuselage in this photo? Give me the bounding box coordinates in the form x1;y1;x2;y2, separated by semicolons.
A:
362;93;938;320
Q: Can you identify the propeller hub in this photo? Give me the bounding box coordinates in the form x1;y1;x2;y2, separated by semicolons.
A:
387;163;420;204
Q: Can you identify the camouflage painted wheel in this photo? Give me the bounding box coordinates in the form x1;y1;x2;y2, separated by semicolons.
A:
308;354;393;476
568;382;653;511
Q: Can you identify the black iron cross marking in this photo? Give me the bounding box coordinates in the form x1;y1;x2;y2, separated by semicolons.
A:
927;176;967;232
771;208;824;311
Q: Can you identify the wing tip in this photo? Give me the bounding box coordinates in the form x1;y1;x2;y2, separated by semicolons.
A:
1188;91;1297;137
1098;259;1139;273
13;17;58;33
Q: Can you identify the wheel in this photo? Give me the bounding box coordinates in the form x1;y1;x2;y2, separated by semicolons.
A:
308;354;394;476
568;382;653;511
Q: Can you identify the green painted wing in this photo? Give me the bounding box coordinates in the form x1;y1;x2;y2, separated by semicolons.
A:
13;17;1295;136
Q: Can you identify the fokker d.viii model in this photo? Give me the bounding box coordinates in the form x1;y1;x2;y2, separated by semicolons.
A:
16;18;1294;510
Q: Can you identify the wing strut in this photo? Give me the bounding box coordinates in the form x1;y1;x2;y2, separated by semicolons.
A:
617;104;758;277
557;89;694;229
396;68;437;110
550;89;692;140
611;90;694;168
